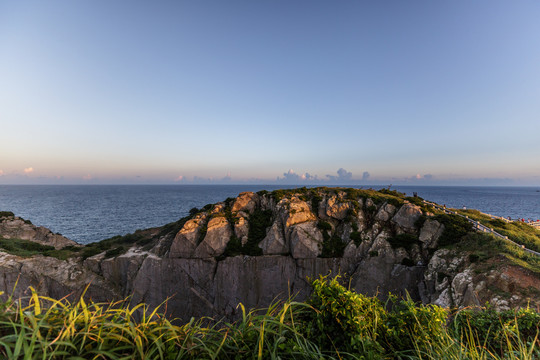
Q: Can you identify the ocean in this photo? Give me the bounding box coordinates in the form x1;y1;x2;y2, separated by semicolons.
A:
1;185;539;245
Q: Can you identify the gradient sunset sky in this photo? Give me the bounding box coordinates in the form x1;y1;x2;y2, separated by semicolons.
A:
1;1;539;185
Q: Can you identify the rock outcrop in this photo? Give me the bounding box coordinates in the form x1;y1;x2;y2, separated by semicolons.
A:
0;188;538;320
0;213;78;249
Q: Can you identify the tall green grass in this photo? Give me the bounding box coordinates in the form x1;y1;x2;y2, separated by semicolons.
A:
0;278;538;359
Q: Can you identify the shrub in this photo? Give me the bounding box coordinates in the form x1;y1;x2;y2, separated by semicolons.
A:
311;193;323;215
433;214;473;247
316;221;332;232
384;295;447;354
350;231;362;246
81;246;102;260
303;275;386;355
242;209;272;256
321;233;346;258
220;235;243;259
0;238;57;257
450;305;540;356
387;233;419;250
0;211;15;219
105;246;124;258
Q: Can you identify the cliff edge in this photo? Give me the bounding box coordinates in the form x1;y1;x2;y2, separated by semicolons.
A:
0;188;538;320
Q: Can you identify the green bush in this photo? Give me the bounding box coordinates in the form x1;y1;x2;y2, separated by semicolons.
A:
387;233;419;250
384;295;447;353
0;211;15;219
303;276;448;356
0;238;78;260
105;246;124;258
303;275;386;355
237;209;272;256
320;233;346;258
433;214;473;247
316;221;332;232
450;305;540;356
350;231;362;245
311;193;323;215
81;246;102;260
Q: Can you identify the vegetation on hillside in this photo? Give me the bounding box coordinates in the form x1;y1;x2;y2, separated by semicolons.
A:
0;277;537;359
0;238;79;260
458;209;540;253
1;187;538;275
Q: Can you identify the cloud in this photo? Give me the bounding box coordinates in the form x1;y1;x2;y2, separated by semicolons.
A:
362;171;370;181
23;167;34;174
82;174;92;180
0;169;3;176
326;168;353;182
411;173;434;181
221;172;232;182
174;175;185;182
277;169;318;183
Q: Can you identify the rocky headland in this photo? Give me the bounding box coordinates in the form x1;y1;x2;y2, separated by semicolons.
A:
0;188;538;321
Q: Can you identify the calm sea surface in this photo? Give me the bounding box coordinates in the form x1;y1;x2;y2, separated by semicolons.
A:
0;185;539;245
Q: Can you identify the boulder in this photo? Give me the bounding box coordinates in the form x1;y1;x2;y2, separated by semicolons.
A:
259;221;288;255
232;192;259;214
419;219;444;249
194;216;232;258
289;221;323;258
234;216;249;246
391;203;422;232
325;196;350;220
283;198;316;227
375;203;397;222
169;214;207;258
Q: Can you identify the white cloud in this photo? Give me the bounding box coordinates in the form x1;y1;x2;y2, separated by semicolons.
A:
23;167;34;174
278;169;317;182
326;168;353;182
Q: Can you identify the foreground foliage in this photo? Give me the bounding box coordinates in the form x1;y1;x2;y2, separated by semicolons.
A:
0;278;538;359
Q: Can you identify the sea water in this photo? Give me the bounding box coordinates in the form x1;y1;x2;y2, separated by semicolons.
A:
0;185;539;244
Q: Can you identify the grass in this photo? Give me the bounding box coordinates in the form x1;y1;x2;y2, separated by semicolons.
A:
0;238;81;260
0;279;537;360
80;229;159;260
458;209;540;253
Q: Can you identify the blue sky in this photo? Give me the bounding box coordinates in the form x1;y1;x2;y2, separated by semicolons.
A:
1;1;539;185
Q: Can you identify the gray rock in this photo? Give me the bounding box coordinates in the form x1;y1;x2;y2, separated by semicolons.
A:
194;216;232;258
169;214;208;258
392;203;422;233
419;219;444;249
289;222;323;258
259;221;288;255
0;217;78;249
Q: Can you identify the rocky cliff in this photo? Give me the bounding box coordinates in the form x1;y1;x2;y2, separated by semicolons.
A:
0;189;538;321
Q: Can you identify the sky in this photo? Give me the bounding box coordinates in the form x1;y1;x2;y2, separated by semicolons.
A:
1;1;539;186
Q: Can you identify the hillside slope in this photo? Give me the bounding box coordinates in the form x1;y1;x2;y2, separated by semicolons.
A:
1;188;538;320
